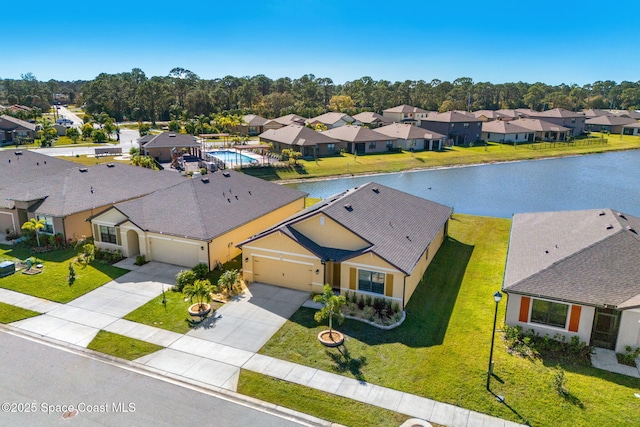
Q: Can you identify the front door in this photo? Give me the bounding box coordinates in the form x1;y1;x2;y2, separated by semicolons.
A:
355;143;365;154
590;308;620;350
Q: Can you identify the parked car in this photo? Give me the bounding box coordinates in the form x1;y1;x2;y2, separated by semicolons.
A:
56;118;73;126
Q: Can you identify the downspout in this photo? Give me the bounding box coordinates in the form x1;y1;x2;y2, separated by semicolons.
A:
402;275;407;309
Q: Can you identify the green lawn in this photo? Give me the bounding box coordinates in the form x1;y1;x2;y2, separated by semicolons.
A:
64;155;130;167
87;330;163;360
238;370;409;427
0;245;128;303
0;301;40;323
255;214;640;426
243;133;640;181
124;288;222;334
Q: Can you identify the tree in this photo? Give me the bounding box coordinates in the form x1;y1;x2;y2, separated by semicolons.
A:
218;269;240;293
92;129;107;143
313;284;346;334
81;123;94;140
328;95;355;112
183;279;215;313
138;122;151;136
66;127;80;143
37;119;57;147
21;218;46;247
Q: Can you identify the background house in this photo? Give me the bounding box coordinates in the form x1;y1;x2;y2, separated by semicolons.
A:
420;111;483;146
259;124;344;157
524;108;586;136
237;114;280;135
91;170;307;269
382;105;429;126
622;123;640;136
239;182;452;307
0;115;37;145
502;209;640;353
321;125;395;154
508;118;570;141
306;112;359;129
352;112;391;128
481;120;535;143
585;115;636;134
373;123;446;151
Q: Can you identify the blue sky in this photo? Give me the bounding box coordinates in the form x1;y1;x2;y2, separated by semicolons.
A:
4;1;639;85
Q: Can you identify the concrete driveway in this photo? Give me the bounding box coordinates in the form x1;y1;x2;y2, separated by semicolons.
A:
185;282;309;352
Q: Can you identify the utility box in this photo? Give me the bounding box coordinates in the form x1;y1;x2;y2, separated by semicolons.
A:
0;261;15;278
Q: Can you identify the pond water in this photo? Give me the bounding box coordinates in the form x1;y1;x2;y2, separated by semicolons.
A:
287;151;640;218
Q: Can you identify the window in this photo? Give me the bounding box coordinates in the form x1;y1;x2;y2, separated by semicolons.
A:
463;123;469;128
327;143;336;154
99;225;117;244
369;141;376;149
530;299;568;328
358;269;385;294
37;216;54;234
386;141;393;149
487;132;491;139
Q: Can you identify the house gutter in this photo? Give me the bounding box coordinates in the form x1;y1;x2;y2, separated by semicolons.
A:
402;275;407;308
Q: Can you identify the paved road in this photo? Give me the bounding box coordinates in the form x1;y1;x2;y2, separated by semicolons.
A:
55;106;84;129
0;330;313;427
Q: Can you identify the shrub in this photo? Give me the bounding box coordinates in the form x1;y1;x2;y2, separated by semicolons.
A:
134;254;147;266
68;262;76;285
175;269;196;292
364;295;372;307
552;365;568;395
392;302;400;314
218;269;240;293
351;292;357;304
192;262;209;280
372;298;388;320
77;243;95;266
617;346;640;367
362;306;375;322
357;294;365;310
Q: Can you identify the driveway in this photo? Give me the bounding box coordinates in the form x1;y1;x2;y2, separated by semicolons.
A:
185;282;309;352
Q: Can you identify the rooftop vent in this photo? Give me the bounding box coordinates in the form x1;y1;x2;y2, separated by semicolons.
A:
248;191;252;195
606;223;614;230
406;235;412;241
79;168;88;172
14;151;22;155
617;212;627;220
372;187;379;193
344;204;353;212
227;198;231;203
626;226;637;234
223;171;230;177
106;163;115;168
598;211;605;216
201;177;209;183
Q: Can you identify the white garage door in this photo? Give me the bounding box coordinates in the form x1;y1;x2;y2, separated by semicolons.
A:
253;257;312;292
149;236;200;268
0;213;14;232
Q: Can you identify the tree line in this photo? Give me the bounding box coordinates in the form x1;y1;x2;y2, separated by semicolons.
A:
2;69;640;124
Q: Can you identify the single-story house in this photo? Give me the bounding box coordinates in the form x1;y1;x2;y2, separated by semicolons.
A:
373;123;446;151
259;124;345;157
90;170;306;269
481;120;536;143
0;115;37;145
420;111;483;146
306;112;359;129
622;123;640;136
238;182;452;307
139;132;202;162
237;114;280;135
582;109;612;119
523;108;586;136
585;115;636;134
472;110;512;122
268;114;306;128
382;105;430;125
321;125;396;154
352;112;391;128
508;118;570;141
502;209;640;353
0;150;184;241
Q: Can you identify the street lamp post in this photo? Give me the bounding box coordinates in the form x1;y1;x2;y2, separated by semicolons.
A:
487;291;503;390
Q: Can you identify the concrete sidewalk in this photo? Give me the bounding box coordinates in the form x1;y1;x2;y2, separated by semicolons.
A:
1;270;527;427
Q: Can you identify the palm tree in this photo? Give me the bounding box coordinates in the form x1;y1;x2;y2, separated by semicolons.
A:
313;284;346;334
21;218;46;247
183;279;215;313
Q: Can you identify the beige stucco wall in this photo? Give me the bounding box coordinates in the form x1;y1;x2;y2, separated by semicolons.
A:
64;208;106;240
209;198;305;268
0;209;18;233
504;293;595;345
402;224;446;306
340;253;404;305
616;309;640;353
291;214;369;251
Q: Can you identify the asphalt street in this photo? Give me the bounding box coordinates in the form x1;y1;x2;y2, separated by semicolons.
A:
0;330;312;427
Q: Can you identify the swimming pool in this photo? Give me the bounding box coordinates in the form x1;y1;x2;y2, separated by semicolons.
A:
206;150;257;165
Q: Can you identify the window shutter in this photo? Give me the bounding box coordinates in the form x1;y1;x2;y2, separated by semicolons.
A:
115;227;121;246
93;223;100;241
349;268;356;290
385;274;394;297
519;296;530;322
568;305;581;332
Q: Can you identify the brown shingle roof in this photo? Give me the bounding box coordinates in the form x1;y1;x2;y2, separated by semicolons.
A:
242;114;269;126
585;115;636;126
307;112;354;126
352;112;390;125
424;111;482;123
481;120;533;134
373;123;445;140
259;124;340;146
321;125;390;142
528;108;585;119
383;105;429;114
509;118;570;132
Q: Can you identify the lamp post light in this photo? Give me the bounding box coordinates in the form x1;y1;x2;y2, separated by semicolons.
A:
487;291;503;391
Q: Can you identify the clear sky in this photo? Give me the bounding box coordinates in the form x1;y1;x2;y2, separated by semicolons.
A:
4;0;639;86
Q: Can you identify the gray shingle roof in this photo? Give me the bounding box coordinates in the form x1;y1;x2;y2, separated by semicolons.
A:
114;170;307;241
585;115;636;126
482;120;533;134
424;111;482;123
242;114;269;126
321;125;390;143
259;124;340;146
373;123;445;140
0;114;37;131
241;182;452;275
528;108;585;119
383;105;429;114
6;163;185;217
271;114;306;126
503;209;640;309
141;132;200;149
509;118;570;132
352;112;390;125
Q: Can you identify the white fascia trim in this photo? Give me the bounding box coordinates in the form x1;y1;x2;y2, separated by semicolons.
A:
148;235;200;245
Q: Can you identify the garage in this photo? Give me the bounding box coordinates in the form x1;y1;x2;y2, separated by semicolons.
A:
252;256;313;291
0;212;15;233
148;236;201;268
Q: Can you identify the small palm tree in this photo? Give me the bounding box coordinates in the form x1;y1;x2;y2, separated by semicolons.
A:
313;284;346;334
21;218;46;247
183;279;215;313
218;269;240;293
